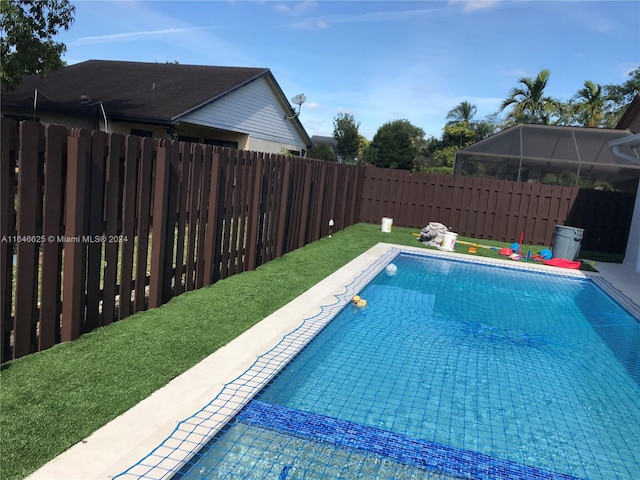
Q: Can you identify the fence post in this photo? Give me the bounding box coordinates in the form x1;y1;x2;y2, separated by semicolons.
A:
203;148;222;284
102;134;124;325
298;163;313;248
118;136;139;320
276;159;292;258
245;152;262;271
61;131;90;342
84;131;107;331
148;142;172;309
0;119;18;361
13;122;44;358
134;137;153;313
39;125;67;350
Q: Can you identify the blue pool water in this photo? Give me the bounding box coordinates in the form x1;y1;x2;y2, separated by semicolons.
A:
129;252;640;479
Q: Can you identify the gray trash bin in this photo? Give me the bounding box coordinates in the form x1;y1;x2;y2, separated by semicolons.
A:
552;225;584;260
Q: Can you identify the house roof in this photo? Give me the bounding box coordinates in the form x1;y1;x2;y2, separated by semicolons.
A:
310;135;336;147
616;92;640;133
1;60;295;125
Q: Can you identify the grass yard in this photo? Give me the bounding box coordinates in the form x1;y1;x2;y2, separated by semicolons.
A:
0;223;602;480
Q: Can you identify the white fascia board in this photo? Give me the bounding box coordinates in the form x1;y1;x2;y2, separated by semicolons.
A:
609;133;640;164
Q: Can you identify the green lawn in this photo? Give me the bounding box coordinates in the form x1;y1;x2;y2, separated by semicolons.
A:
0;223;595;480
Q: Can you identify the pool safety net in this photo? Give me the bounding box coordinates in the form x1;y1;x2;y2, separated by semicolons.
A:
115;249;640;480
113;248;399;480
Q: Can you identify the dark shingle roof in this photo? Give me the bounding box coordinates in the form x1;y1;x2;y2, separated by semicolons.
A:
616;92;640;133
2;60;270;123
311;135;335;145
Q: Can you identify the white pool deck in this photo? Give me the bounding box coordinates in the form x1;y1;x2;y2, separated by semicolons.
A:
26;243;640;480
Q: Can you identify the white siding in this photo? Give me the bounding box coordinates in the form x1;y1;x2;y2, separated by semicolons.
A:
248;137;304;156
180;77;307;152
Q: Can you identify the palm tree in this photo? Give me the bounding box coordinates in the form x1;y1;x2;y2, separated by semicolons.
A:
571;80;606;127
500;69;556;124
446;101;477;127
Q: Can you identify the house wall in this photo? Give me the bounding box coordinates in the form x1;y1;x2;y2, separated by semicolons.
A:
174;123;250;149
181;77;308;154
2;108;97;130
108;121;251;149
109;121;166;138
247;137;304;156
625;183;640;272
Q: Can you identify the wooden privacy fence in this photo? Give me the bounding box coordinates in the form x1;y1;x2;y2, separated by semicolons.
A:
1;121;636;362
359;166;635;252
0;120;363;361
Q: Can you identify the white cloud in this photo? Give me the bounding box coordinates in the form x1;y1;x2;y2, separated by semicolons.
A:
449;0;501;13
337;106;356;115
286;6;441;30
501;68;529;78
619;63;640;78
74;27;213;45
274;1;318;15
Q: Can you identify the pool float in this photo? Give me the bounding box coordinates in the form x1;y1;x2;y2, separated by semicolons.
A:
352;295;367;307
543;258;581;269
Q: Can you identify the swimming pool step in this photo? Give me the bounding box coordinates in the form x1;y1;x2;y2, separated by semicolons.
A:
238;400;587;480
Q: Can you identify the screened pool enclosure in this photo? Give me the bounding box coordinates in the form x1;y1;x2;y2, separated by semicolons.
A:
454;124;640;192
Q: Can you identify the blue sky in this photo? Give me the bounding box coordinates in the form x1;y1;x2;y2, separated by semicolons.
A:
57;0;639;140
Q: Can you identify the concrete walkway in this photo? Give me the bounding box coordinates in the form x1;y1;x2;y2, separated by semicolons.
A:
587;260;640;306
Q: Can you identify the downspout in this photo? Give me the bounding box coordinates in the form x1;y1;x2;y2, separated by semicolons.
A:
33;89;38;120
99;102;109;133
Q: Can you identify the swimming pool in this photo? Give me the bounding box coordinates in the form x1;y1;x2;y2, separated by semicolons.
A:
116;248;640;480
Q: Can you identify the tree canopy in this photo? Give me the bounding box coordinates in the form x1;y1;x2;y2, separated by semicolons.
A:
366;119;426;170
349;66;637;177
570;80;606;127
0;0;75;91
500;69;557;125
332;113;360;163
602;67;640;127
446;101;477;127
307;143;337;162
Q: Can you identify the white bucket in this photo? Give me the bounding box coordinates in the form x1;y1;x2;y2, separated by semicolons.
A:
441;231;458;251
381;217;393;233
